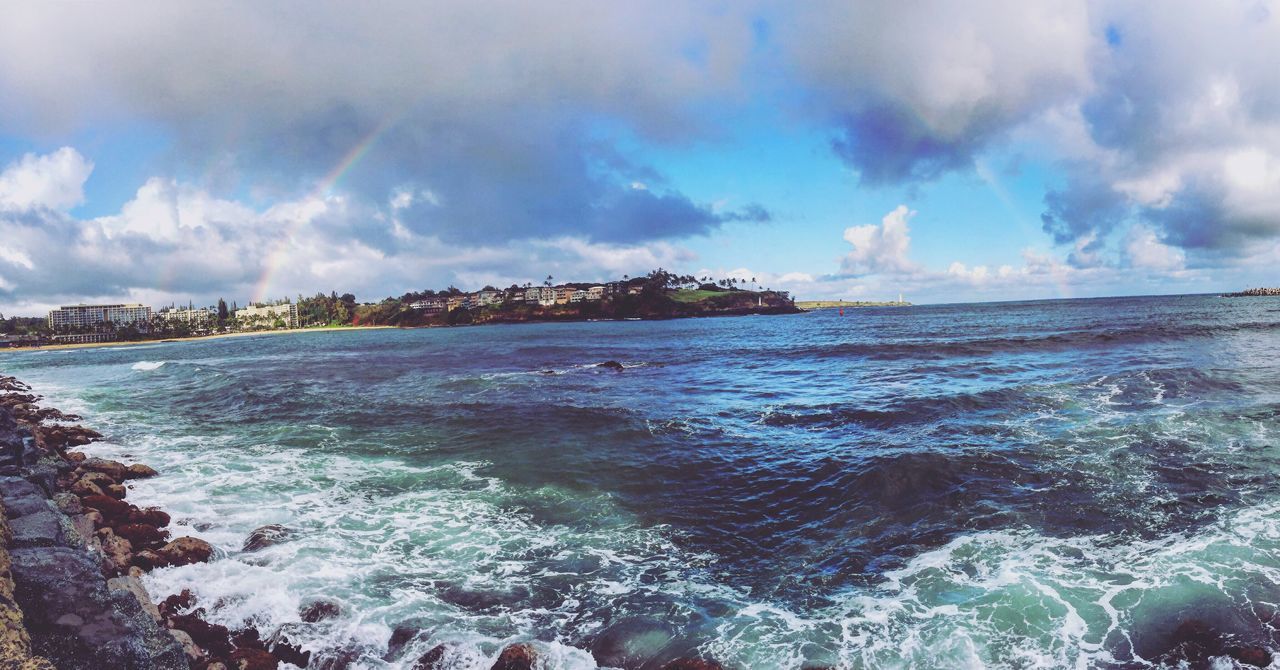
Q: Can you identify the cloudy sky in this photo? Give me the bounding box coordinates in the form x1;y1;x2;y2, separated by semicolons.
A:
3;1;1280;314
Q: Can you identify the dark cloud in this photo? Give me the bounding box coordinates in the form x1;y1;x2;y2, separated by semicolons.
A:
832;104;983;185
1040;173;1129;246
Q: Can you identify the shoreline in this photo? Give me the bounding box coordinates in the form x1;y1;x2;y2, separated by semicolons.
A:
0;325;396;354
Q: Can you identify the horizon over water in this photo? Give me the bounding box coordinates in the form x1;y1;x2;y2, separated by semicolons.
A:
5;293;1280;668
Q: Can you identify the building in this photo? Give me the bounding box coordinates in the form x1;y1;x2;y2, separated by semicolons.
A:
524;287;541;303
50;333;117;345
236;303;299;329
587;286;605;301
156;307;213;327
446;296;463;312
410;298;446;313
477;290;502;306
554;286;575;304
570;289;588;303
48;303;152;331
538;286;556;306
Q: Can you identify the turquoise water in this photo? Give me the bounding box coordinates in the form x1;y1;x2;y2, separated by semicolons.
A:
5;295;1280;668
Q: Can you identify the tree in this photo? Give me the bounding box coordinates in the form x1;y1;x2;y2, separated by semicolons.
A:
544;275;554;287
217;299;229;323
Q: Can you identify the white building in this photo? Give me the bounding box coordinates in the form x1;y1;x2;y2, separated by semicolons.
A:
236;303;299;329
48;303;152;331
157;307;213;326
410;298;446;313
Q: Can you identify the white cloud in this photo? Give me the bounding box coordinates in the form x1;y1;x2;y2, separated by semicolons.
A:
1124;224;1185;271
0;147;93;211
841;205;918;275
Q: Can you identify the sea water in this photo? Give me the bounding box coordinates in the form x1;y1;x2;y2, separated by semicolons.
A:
5;294;1280;668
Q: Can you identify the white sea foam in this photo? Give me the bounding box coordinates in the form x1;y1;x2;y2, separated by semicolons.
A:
131;360;166;371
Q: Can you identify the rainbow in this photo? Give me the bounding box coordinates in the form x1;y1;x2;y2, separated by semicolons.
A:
250;112;405;304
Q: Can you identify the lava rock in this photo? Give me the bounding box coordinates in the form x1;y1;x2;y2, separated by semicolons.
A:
412;644;449;669
661;660;724;670
597;360;625;371
80;457;128;481
491;643;538;670
80;494;130;522
113;523;169;549
124;463;159;479
128;507;171;528
242;524;293;552
157;536;215;566
299;599;341;623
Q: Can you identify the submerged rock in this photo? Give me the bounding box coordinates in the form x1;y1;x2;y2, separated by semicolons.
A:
242;524;293;552
229;646;278;670
411;644;449;669
590;617;679;669
299;599;341;623
597;360;625;371
661;659;724;670
1157;619;1273;668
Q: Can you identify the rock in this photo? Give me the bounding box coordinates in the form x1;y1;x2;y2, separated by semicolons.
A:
131;549;169;570
124;463;159;479
99;530;133;574
64;451;86;463
158;590;196;619
80;494;130;521
597;360;625;371
0;476;53;518
661;660;724;670
590;617;679;668
384;623;427;659
1156;619;1273;668
52;492;82;515
69;478;104;498
491;643;538;670
9;546;186;670
8;508;65;548
77;471;117;490
412;644;448;669
113;523;169;549
169;628;202;660
299;599;341;623
128;507;171;528
107;575;161;623
105;484;128;500
80;457;127;481
168;612;232;657
230;647;280;670
157;536;215;566
242;524;293;552
270;636;311;668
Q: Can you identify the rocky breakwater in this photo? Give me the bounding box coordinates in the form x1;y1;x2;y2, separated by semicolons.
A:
1223;287;1280;297
0;373;296;670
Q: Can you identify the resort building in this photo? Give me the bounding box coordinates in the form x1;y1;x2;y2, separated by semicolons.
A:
446;296;463;312
570;289;588;303
236;303;299;328
554;286;575;304
48;303;152;331
410;298;446;313
477;290;502;306
156;307;213;326
588;286;605;301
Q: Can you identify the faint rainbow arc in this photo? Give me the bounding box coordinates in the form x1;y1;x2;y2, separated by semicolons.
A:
251;112;405;304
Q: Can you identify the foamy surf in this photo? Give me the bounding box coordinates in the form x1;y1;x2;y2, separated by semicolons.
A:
131;360;166;371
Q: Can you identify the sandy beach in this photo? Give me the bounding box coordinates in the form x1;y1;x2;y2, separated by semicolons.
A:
0;325;397;354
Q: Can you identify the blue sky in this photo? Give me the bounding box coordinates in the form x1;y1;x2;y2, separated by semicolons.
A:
2;1;1279;315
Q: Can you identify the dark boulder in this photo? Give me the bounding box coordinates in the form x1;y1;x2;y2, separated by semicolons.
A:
128;507;171;528
243;524;294;552
412;644;449;669
661;660;724;670
81;493;130;522
80;457;127;481
124;463;159;479
229;647;279;670
114;522;169;549
1156;619;1273;668
491;643;538;670
299;599;341;623
597;360;625;371
157;536;215;566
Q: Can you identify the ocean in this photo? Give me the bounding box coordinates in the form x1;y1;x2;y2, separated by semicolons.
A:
4;293;1280;669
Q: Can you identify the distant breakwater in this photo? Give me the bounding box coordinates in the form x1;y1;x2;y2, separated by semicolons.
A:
1223;287;1280;297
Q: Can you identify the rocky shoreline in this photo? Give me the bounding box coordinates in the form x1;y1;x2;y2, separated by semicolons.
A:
0;373;734;670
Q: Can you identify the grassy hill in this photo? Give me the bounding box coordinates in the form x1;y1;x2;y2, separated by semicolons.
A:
796;300;911;309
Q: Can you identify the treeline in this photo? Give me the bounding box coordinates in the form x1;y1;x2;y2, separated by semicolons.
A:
0;314;49;336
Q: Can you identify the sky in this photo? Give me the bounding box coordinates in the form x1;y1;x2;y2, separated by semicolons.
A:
3;1;1280;315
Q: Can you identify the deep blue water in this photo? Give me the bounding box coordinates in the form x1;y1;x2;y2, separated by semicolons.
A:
6;294;1280;668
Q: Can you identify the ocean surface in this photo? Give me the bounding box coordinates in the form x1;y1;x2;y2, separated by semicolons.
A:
5;294;1280;669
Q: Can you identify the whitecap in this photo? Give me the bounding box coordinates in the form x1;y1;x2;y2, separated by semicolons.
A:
131;361;166;371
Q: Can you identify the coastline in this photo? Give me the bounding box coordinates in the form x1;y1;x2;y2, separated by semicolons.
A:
0;325;396;354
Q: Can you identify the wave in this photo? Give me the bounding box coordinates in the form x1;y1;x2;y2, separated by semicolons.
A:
131;360;167;371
